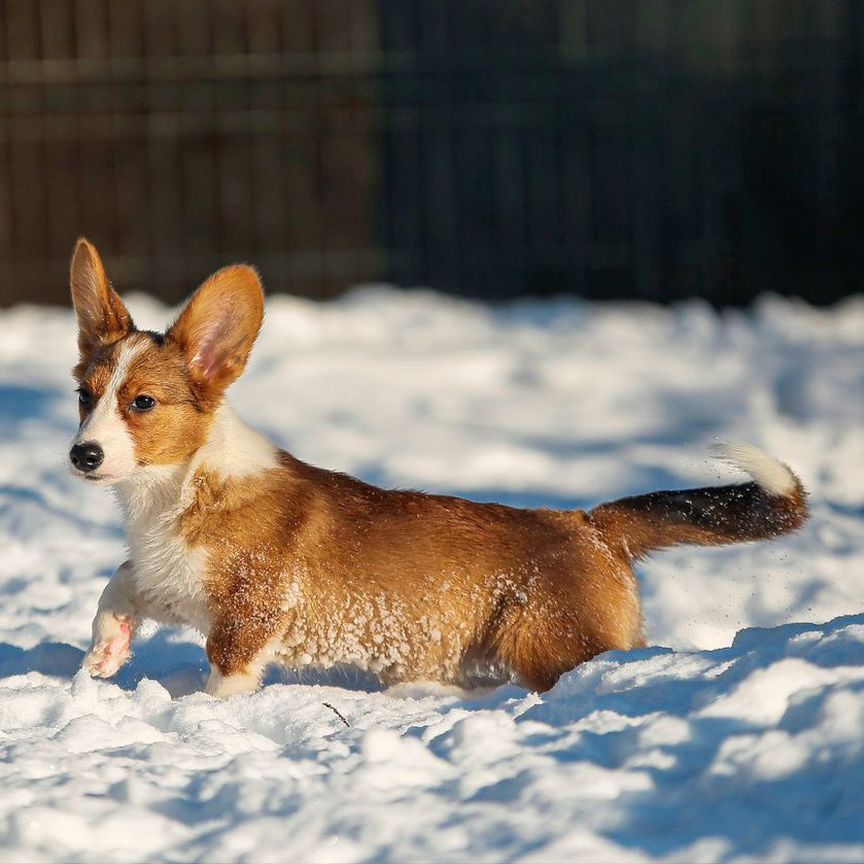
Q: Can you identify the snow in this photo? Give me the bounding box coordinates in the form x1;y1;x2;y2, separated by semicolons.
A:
1;288;863;862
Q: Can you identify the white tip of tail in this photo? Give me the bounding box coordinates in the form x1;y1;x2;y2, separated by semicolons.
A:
711;442;798;497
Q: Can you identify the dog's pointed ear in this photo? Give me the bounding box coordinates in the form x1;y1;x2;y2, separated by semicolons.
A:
70;238;133;359
167;264;264;394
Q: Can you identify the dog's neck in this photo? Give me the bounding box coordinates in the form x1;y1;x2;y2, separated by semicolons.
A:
112;402;278;526
194;401;278;480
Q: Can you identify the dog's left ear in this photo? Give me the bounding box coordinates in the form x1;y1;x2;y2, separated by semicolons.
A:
70;238;133;359
167;265;264;395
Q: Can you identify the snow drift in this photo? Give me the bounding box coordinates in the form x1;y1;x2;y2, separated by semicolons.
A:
0;289;862;862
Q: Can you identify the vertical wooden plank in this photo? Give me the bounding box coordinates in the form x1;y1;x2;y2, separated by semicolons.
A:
107;0;143;59
457;119;495;294
4;5;45;287
587;124;633;297
280;0;316;55
384;111;423;286
3;3;44;295
177;0;210;58
39;0;74;60
178;0;213;118
74;0;108;60
142;0;182;294
559;119;590;296
492;119;527;292
246;0;282;111
181;131;219;261
5;0;39;61
106;0;146;289
10;132;47;276
350;0;378;54
283;131;324;294
423;118;457;290
418;0;447;55
211;0;251;267
43;134;80;261
247;0;282;55
0;137;13;264
251;131;286;260
341;0;382;287
0;2;7;63
316;0;344;292
144;0;178;59
316;0;352;53
147;120;185;295
175;0;202;292
419;0;458;289
315;0;380;291
380;0;415;306
77;125;116;253
381;0;417;55
0;135;15;305
216;130;255;257
559;0;589;62
278;0;319;294
321;125;368;277
212;0;247;55
113;126;151;289
630;110;662;300
527;120;566;294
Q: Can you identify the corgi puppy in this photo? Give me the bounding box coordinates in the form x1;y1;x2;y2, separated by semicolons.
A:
68;238;808;696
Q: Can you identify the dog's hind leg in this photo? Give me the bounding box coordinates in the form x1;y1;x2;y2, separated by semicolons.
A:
497;558;645;692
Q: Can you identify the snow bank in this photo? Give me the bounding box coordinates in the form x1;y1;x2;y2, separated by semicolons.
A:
0;289;862;861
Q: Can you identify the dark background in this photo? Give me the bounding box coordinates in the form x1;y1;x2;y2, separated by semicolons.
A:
1;0;862;306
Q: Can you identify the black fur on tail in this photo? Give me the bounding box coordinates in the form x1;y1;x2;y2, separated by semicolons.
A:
589;453;808;561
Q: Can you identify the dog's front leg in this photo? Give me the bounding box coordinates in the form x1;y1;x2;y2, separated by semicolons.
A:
83;560;140;678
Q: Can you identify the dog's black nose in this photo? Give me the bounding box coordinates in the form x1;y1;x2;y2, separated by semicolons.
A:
70;442;104;473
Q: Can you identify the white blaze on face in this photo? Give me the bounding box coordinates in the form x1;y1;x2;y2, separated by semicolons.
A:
73;339;148;483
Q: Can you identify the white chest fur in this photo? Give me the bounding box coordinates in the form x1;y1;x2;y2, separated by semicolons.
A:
115;466;211;634
111;405;279;636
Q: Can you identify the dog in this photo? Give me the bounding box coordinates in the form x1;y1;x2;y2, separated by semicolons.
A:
68;238;808;696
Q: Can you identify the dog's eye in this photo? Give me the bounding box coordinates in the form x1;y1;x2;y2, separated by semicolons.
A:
77;387;92;407
132;395;156;411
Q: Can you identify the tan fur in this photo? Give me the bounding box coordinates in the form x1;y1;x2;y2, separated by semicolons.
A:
70;239;809;694
178;456;645;691
74;334;215;467
167;264;264;405
70;238;133;361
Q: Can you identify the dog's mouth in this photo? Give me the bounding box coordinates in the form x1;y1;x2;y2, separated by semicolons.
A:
70;467;120;485
83;473;123;485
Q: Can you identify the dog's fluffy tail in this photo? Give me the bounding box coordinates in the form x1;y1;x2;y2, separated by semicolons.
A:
589;444;808;561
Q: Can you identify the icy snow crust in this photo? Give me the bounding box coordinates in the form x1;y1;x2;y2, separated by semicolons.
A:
1;289;862;862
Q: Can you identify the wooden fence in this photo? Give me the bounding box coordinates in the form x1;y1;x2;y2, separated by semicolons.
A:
0;0;381;304
1;1;861;305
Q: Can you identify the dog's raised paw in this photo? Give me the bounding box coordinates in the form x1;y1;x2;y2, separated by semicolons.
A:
83;618;132;678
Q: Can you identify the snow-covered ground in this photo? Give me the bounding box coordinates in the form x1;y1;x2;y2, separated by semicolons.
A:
0;288;862;863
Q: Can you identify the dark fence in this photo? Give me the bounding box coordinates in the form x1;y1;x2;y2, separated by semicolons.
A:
1;1;862;306
0;0;381;304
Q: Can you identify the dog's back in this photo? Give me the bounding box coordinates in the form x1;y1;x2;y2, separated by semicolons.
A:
175;441;806;692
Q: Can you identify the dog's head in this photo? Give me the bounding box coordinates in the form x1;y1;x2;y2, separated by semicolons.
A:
68;238;264;485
